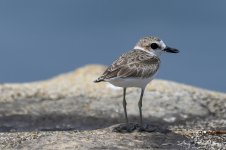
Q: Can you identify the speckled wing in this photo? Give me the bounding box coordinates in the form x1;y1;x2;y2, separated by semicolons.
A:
94;49;160;82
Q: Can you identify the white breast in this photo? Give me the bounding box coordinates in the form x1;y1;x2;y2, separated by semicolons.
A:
108;75;155;89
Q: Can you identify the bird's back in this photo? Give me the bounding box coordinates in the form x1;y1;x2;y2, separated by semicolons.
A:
94;49;160;87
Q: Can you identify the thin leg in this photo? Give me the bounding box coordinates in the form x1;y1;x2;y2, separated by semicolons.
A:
113;88;136;132
138;88;145;126
113;87;155;132
114;87;156;132
123;88;128;124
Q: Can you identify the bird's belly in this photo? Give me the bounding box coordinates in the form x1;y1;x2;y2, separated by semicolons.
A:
108;77;154;88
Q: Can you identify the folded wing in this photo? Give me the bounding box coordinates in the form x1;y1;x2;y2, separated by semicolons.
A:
94;50;160;82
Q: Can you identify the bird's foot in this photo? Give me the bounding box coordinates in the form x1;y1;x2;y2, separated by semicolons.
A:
112;123;138;133
138;124;157;132
112;123;157;133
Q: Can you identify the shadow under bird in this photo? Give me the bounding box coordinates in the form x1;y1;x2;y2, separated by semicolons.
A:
94;36;179;132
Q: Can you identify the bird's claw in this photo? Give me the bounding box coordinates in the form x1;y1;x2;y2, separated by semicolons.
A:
113;123;156;133
113;123;138;133
138;124;157;132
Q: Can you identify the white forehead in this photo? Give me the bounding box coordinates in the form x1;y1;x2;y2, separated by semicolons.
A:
159;40;166;50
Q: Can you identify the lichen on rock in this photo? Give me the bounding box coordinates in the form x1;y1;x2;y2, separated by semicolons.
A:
0;65;225;149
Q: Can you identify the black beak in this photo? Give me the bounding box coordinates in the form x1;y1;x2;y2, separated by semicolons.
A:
164;46;179;53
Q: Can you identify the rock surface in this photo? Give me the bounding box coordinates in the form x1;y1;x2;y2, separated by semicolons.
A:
0;65;226;149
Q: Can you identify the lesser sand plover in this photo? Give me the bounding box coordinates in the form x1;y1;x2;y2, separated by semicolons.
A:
94;36;179;132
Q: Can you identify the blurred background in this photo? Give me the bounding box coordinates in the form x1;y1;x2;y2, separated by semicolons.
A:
0;0;225;92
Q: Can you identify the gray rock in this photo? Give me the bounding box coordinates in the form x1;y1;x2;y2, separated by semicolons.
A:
0;65;225;149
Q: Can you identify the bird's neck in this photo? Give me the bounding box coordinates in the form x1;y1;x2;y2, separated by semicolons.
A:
134;46;161;57
134;46;146;51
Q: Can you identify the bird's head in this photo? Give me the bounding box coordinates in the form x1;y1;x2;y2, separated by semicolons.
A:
134;36;179;56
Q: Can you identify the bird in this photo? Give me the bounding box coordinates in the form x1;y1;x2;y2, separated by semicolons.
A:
94;36;179;132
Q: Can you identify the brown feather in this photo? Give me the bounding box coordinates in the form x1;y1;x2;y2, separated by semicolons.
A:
95;49;160;82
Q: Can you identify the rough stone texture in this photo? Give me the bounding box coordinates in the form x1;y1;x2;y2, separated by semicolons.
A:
0;65;226;149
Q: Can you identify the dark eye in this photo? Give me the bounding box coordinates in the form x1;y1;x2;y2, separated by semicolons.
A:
150;43;159;49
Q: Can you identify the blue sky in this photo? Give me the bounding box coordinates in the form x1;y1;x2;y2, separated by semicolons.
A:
0;0;225;92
